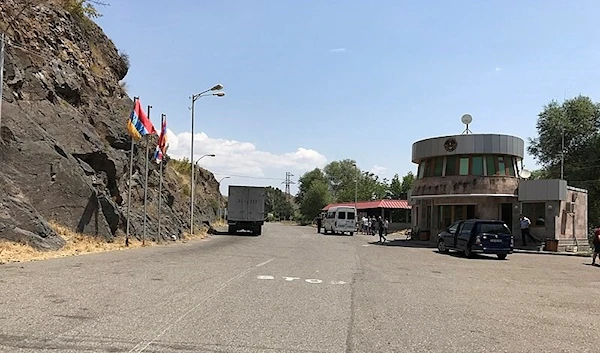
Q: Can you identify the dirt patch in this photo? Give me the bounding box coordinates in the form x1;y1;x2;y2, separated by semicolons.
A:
0;221;208;264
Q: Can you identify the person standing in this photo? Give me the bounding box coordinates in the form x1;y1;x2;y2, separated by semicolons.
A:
519;214;536;246
592;227;600;266
377;216;387;243
316;215;322;234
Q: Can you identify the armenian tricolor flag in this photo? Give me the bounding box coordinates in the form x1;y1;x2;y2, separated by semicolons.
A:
127;98;156;142
153;115;168;164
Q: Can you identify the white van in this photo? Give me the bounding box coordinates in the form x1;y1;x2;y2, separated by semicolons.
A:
323;206;357;235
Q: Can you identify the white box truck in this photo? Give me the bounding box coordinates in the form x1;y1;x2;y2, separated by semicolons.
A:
227;185;266;235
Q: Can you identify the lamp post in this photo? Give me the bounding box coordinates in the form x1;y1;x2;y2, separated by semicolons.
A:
218;176;230;221
189;83;224;238
352;163;358;210
190;152;216;236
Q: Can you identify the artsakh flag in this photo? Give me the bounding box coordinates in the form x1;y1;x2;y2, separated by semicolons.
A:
127;98;156;142
153;115;168;164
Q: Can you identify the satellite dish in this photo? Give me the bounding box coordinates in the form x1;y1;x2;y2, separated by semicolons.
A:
461;114;473;124
520;169;531;179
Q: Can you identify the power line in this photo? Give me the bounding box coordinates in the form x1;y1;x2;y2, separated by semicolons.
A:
211;172;285;181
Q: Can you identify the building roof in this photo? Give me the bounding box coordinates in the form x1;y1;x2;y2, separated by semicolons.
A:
322;200;411;211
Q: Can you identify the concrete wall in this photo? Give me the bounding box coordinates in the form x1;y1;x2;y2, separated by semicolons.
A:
412;175;518;196
412;134;524;163
518;179;567;201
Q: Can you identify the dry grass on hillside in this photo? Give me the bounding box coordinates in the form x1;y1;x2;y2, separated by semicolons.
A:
0;221;208;265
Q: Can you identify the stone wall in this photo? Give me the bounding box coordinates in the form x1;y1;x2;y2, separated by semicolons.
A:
412;176;518;196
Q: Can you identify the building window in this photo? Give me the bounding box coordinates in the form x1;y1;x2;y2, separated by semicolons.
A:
486;155;497;176
418;161;426;179
472;156;484;176
425;159;435;177
459;157;470;175
497;156;506;176
506;156;515;176
446;156;457;176
522;203;545;227
434;157;444;176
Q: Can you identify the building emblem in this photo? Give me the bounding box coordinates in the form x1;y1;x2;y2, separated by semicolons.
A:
444;138;458;152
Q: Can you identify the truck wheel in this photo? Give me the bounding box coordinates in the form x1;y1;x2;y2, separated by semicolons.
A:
228;226;236;234
497;254;507;260
256;227;262;236
349;232;354;236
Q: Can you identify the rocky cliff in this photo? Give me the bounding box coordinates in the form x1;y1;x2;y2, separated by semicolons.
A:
0;0;221;250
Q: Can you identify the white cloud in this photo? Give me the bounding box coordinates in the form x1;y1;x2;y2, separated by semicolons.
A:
164;130;327;179
329;48;347;53
495;67;502;72
370;165;388;176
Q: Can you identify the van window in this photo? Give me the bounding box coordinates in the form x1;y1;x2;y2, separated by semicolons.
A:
338;212;346;220
347;212;355;220
327;211;335;219
478;223;511;234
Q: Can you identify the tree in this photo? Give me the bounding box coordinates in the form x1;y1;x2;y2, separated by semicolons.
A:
299;180;331;221
323;159;358;201
528;95;600;225
400;171;415;199
388;174;402;199
265;187;294;220
296;168;328;206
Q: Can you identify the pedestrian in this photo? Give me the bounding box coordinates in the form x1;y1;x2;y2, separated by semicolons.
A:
316;215;322;234
384;218;389;237
519;214;536;246
592;227;600;266
371;216;377;236
362;215;368;234
378;216;387;243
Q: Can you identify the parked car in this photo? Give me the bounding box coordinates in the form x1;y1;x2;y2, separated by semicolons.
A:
437;219;514;259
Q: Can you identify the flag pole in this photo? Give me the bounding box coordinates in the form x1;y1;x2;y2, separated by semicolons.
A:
157;114;165;244
143;104;152;246
125;97;139;247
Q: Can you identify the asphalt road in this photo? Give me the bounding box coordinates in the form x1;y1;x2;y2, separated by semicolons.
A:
1;223;599;353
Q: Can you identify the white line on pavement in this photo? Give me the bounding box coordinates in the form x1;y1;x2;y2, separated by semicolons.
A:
129;259;270;353
256;258;274;267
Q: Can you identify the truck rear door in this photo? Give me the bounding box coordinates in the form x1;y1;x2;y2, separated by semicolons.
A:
228;186;248;221
247;187;265;221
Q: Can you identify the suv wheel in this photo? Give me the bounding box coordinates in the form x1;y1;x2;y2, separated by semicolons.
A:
437;239;449;254
497;254;507;260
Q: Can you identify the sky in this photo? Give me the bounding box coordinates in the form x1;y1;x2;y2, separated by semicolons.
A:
95;0;600;196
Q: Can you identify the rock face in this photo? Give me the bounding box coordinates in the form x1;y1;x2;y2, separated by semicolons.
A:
0;0;221;250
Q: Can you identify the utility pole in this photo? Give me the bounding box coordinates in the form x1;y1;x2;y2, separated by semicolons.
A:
0;32;5;142
283;172;295;197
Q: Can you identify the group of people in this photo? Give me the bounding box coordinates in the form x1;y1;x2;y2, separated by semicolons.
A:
360;215;389;243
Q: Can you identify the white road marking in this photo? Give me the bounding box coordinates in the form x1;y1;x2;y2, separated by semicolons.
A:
256;258;274;267
362;244;370;247
305;279;323;284
129;263;258;353
283;276;300;281
257;275;275;280
331;281;347;285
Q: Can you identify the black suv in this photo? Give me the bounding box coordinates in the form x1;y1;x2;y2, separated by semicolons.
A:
437;219;514;260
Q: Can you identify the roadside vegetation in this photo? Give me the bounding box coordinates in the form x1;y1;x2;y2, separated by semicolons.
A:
0;221;209;265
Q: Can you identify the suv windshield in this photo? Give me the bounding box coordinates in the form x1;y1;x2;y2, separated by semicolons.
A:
478;223;511;234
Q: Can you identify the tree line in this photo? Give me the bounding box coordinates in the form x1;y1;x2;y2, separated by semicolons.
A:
528;95;600;228
265;159;415;222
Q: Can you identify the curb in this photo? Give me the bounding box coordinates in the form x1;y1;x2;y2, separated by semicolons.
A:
512;249;591;257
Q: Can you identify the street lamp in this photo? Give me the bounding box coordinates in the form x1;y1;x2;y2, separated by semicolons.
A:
191;153;216;236
352;163;358;211
218;176;231;221
190;84;224;237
